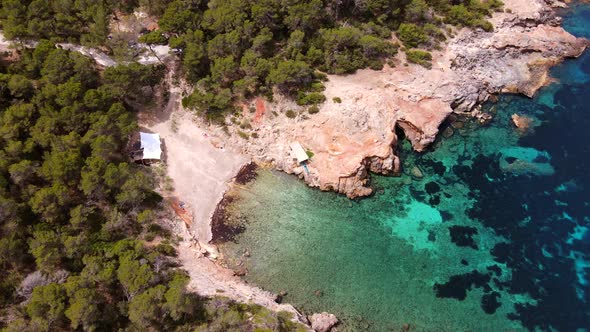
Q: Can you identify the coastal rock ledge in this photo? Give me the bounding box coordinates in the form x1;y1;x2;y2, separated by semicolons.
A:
221;0;589;198
309;312;339;332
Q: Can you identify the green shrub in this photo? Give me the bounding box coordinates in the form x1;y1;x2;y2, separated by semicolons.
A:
285;110;297;118
201;297;309;331
146;223;172;238
360;34;397;58
444;2;498;31
138;30;168;45
424;24;446;42
397;23;428;48
318;26;395;74
237;130;249;139
239;120;252;130
297;92;326;106
313;71;328;81
405;0;429;23
147;223;163;233
445;5;475;26
486;0;504;11
156;243;177;256
308;105;320;114
368;59;384;70
309;82;326;92
306;150;315;159
473;19;494;32
137;210;155;223
406;49;432;69
333;97;342;103
361;22;392;39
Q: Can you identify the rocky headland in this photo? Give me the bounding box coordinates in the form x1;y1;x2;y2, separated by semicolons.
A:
218;0;588;198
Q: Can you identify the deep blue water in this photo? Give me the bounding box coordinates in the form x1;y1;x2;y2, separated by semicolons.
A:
434;6;590;330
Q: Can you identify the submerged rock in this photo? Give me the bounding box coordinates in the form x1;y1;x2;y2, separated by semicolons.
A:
309;312;338;332
511;113;534;134
233;267;248;276
442;126;455;138
473;111;493;126
411;166;424;179
449;225;479;249
481;291;502;314
499;146;555;176
235;162;258;185
451;121;465;129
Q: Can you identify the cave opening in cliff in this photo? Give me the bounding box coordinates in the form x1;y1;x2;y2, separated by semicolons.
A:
394;122;406;141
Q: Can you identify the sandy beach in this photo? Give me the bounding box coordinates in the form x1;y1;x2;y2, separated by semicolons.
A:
139;76;310;326
142;78;249;243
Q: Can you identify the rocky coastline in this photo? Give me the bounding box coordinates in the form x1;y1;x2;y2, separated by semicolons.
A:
2;2;585;330
218;0;589;199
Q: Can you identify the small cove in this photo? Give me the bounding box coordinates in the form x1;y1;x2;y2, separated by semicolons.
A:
218;5;590;331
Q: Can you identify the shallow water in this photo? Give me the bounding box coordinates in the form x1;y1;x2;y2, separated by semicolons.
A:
220;6;590;331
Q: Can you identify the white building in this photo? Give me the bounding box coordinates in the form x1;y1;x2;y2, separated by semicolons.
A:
139;132;162;161
290;141;309;164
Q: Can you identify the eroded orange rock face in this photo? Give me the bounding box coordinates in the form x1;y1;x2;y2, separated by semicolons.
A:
396;98;454;151
220;0;588;198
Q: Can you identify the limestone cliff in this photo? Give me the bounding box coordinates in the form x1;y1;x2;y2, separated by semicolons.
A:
219;0;588;198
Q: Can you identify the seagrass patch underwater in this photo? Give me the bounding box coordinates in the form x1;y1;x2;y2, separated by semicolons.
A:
218;5;590;331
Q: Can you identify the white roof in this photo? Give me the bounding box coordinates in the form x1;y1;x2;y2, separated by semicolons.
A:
140;132;162;160
290;141;309;164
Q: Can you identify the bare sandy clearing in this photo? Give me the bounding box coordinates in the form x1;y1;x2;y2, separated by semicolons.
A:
142;82;249;243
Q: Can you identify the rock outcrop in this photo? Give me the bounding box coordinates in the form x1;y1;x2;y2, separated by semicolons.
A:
511;113;534;134
309;312;339;332
218;0;588;198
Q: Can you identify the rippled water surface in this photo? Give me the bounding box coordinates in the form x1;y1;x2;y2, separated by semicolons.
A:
220;6;590;331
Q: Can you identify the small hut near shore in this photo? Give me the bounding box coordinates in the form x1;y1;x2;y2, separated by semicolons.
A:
290;141;309;164
131;132;162;163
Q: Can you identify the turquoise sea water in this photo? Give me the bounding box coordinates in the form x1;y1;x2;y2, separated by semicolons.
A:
220;6;590;331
